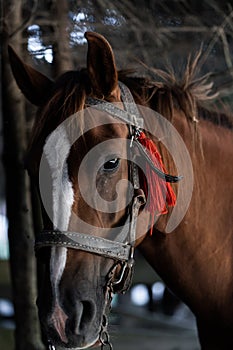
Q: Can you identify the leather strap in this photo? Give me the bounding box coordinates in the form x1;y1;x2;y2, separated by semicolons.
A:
134;141;182;183
35;230;132;261
35;192;145;261
86;82;144;129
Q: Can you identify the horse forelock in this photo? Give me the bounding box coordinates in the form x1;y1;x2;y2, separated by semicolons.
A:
26;69;89;169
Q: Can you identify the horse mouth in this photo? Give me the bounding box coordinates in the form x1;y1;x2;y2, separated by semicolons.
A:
48;338;100;350
46;334;101;350
90;339;101;348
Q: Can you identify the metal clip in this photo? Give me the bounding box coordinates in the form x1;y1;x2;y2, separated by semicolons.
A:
130;134;134;148
47;340;56;350
112;248;135;294
135;128;141;139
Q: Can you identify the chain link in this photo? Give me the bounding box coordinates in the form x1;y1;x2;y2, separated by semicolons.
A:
100;314;113;350
100;330;113;350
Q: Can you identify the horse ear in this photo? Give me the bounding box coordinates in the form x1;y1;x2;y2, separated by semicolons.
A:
85;32;118;97
8;45;53;106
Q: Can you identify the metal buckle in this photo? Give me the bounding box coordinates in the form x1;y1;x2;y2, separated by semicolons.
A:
112;247;135;294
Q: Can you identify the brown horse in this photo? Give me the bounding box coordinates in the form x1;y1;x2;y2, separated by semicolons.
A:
9;32;233;350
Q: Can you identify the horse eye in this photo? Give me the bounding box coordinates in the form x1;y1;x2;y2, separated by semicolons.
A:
103;158;120;172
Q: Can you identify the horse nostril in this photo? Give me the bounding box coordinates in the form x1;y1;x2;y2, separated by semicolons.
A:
81;301;96;324
73;300;96;334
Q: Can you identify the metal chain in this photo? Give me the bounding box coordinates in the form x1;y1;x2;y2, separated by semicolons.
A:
100;314;113;350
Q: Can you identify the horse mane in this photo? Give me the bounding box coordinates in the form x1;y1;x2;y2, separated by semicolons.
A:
119;52;233;130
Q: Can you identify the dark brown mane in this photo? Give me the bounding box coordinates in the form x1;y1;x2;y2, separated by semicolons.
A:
119;58;233;130
33;69;90;137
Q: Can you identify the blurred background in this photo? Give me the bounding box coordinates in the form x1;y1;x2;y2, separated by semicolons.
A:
1;0;233;349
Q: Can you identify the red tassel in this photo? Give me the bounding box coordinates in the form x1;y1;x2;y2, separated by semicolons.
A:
137;132;176;234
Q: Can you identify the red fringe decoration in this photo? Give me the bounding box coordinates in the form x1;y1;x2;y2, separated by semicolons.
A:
137;132;177;234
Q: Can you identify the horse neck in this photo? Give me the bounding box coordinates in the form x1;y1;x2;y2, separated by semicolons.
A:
139;107;233;319
158;105;233;233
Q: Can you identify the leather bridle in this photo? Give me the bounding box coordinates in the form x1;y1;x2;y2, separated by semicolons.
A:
35;82;181;349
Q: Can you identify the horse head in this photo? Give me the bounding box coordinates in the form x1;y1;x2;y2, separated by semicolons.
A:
9;32;179;349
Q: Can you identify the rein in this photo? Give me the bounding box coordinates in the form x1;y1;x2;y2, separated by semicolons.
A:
36;82;181;350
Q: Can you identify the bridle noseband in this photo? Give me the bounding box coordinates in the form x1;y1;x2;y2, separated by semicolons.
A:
36;82;181;350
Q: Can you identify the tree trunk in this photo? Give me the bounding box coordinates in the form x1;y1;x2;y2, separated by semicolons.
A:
1;1;44;349
52;0;74;76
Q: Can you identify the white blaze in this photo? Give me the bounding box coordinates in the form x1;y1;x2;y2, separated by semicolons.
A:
43;124;74;321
